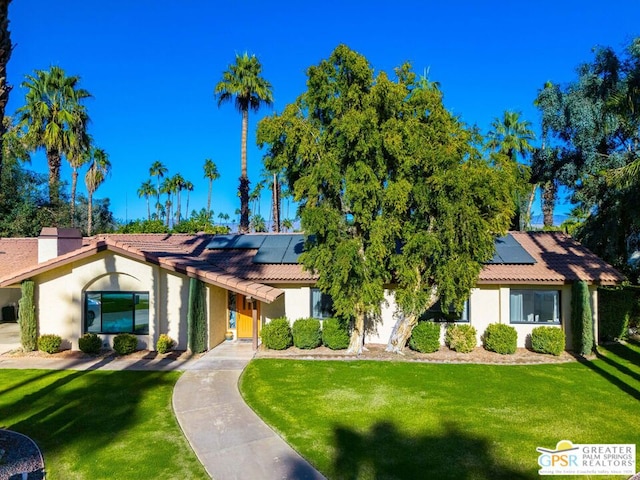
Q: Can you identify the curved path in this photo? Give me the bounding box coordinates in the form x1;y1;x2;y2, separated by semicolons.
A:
173;342;325;480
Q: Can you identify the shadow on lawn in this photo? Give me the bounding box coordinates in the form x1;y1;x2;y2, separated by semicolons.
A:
332;421;533;480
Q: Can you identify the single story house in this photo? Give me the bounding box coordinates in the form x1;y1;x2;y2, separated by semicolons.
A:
0;228;624;352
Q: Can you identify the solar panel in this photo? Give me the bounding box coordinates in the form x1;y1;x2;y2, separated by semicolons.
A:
205;234;238;249
488;234;536;264
231;235;267;249
281;235;305;264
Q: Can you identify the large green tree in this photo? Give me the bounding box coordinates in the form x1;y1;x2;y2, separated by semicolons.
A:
17;66;91;205
215;52;273;233
258;45;514;353
149;160;167;219
137;179;155;220
0;0;12;181
84;147;110;235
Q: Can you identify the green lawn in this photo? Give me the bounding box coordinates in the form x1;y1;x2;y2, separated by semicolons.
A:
0;369;207;479
240;342;640;480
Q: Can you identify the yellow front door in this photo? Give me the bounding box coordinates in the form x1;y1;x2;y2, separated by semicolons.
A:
236;294;259;339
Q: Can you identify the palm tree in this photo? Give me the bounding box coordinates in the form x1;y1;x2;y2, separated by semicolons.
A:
137;179;156;220
249;180;264;216
214;52;273;233
84;147;110;236
203;158;219;219
282;218;294;232
0;0;12;181
68;137;92;226
160;177;175;228
149;160;167;218
18;66;91;204
183;180;194;219
171;173;185;225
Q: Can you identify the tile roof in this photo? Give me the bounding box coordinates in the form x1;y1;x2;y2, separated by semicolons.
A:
0;231;624;299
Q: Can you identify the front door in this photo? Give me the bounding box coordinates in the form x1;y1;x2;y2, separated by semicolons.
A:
236;294;258;339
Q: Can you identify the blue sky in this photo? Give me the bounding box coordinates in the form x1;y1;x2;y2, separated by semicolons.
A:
6;1;640;226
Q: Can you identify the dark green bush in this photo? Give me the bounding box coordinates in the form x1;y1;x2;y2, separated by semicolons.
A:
79;333;102;354
531;326;565;356
38;334;62;354
598;287;640;341
18;280;37;351
187;278;207;354
156;334;175;354
113;333;138;355
482;323;517;354
445;324;477;353
409;322;441;353
322;318;350;350
261;317;293;350
572;281;594;355
292;318;322;349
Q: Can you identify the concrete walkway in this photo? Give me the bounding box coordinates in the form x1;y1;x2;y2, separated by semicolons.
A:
173;341;325;480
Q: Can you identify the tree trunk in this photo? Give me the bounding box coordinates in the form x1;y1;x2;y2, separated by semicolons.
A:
385;313;419;353
70;168;78;226
146;198;150;221
272;172;281;232
47;148;61;205
347;311;366;354
87;191;93;236
240;108;250;233
542;180;557;227
175;189;181;225
525;183;537;230
207;180;212;220
0;0;12;182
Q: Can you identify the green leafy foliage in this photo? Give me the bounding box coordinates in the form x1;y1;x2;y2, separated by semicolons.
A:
260;317;293;350
571;281;594;355
37;334;62;354
18;280;37;351
113;333;138;355
598;287;640;341
321;318;350;350
445;324;477;353
482;324;517;355
531;326;565;356
156;334;176;354
79;333;102;354
409;322;441;353
292;318;322;349
187;278;207;354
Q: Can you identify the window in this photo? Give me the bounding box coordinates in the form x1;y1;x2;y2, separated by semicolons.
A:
85;292;149;334
311;288;334;319
510;290;560;324
421;299;469;323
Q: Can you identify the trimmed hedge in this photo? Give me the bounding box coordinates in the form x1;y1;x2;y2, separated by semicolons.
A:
156;334;175;354
38;334;62;354
445;324;477;353
409;322;441;353
18;280;37;351
483;324;517;354
598;286;640;341
79;333;102;354
292;318;322;349
322;318;350;350
113;333;138;355
261;317;293;350
572;281;594;355
531;326;565;356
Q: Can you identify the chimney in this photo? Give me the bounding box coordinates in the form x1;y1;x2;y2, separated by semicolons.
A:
38;227;83;263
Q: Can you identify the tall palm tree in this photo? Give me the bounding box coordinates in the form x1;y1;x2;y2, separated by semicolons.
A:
171;173;185;224
18;66;91;205
0;0;12;181
149;160;167;218
183;180;194;219
160;177;174;228
214;52;273;233
203;158;219;219
68;136;92;226
137;179;156;220
84;147;110;235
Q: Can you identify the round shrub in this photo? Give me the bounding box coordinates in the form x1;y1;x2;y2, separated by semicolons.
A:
292;318;322;349
409;322;441;353
483;323;517;354
322;318;350;350
156;334;175;354
113;333;138;355
445;324;477;353
531;326;565;356
38;334;62;354
260;317;293;350
79;333;102;354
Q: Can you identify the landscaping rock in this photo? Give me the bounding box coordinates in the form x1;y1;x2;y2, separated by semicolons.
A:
0;429;45;479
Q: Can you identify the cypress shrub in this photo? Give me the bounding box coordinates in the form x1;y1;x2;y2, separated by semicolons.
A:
572;281;594;355
261;317;293;350
531;326;565;356
113;333;138;355
482;323;517;354
322;318;350;350
292;318;322;349
18;280;37;351
409;322;441;353
79;333;102;354
38;334;62;354
445;324;477;353
156;334;175;354
187;278;207;354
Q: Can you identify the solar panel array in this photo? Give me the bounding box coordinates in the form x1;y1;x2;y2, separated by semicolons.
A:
488;234;536;264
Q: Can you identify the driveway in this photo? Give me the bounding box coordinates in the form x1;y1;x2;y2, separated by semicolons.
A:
0;322;20;354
